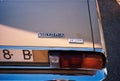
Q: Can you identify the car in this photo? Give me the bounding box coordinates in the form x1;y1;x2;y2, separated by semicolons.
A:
0;0;107;81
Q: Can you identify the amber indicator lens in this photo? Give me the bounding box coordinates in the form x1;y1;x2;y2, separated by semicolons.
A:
81;54;104;69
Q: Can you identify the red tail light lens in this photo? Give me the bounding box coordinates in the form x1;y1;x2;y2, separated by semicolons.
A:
60;55;82;68
59;51;105;70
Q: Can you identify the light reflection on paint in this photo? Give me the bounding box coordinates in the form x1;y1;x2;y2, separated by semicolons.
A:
116;0;120;5
0;24;97;48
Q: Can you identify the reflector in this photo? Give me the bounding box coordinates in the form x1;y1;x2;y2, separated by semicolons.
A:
60;56;82;68
60;53;82;68
70;57;81;68
61;58;69;68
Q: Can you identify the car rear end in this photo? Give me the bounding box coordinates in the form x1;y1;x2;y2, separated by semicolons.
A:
0;0;107;81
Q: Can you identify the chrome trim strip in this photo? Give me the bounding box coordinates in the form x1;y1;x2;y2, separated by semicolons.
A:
94;48;105;54
0;46;94;51
0;68;96;75
0;66;51;69
0;66;106;71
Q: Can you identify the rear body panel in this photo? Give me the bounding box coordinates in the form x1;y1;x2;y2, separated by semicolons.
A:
0;0;107;81
0;0;93;48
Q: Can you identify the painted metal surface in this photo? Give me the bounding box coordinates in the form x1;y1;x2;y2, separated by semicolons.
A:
0;0;93;48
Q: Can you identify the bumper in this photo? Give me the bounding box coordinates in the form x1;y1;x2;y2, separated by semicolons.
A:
0;69;107;81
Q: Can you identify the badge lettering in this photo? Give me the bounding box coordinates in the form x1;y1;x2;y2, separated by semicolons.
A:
38;32;65;38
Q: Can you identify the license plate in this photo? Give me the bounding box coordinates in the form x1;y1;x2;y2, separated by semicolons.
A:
0;49;49;63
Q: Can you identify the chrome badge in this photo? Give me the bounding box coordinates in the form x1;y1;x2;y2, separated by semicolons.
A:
38;32;65;38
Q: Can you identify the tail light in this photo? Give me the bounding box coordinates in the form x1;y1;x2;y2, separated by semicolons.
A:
81;54;104;69
49;51;106;70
